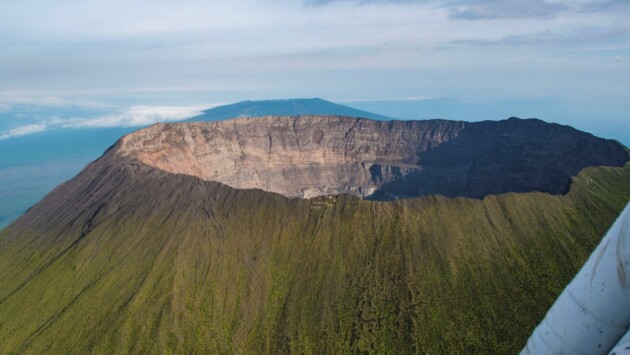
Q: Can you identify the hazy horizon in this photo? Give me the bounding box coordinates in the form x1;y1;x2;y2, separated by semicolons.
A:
1;0;628;145
1;96;628;147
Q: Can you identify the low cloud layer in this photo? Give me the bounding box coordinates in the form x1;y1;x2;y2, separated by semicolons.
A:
0;105;212;140
0;124;47;140
52;105;209;128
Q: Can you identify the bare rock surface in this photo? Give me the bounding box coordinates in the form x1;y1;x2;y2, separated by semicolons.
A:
114;115;628;199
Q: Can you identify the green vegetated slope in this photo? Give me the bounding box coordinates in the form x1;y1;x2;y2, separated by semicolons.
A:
0;157;629;354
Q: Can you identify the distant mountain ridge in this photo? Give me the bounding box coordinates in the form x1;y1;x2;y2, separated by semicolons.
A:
188;98;392;122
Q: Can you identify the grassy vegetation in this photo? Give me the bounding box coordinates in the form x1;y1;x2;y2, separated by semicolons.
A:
0;162;628;354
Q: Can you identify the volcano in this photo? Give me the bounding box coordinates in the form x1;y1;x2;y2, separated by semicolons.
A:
0;116;628;353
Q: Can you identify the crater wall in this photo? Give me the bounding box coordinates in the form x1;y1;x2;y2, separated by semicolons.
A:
115;116;628;199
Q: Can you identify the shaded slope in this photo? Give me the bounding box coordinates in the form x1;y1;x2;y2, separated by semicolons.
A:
0;149;629;353
189;98;392;122
370;117;628;199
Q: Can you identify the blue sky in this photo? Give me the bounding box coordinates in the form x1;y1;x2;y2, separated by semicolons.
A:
0;0;628;139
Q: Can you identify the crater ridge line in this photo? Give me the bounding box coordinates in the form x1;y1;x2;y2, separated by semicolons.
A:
114;115;628;200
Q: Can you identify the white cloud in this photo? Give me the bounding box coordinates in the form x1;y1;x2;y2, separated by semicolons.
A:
0;124;47;140
1;0;623;59
51;105;213;128
0;104;216;140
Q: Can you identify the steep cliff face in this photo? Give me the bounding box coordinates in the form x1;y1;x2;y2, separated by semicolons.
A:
117;116;464;198
116;116;627;199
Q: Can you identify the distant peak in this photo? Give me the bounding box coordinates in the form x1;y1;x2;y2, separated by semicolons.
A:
505;117;545;123
190;97;392;122
280;97;328;102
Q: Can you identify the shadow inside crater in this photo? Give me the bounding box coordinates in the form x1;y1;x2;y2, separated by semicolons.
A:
366;118;628;201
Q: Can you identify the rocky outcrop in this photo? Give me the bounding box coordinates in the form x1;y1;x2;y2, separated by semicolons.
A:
116;116;464;198
115;116;628;199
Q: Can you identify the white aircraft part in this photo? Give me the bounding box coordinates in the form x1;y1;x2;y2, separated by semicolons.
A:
521;202;630;355
609;329;630;355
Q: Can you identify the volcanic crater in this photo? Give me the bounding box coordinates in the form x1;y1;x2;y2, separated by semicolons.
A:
115;115;628;200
